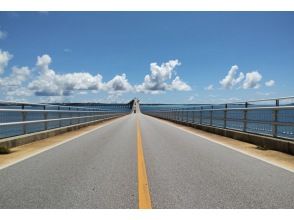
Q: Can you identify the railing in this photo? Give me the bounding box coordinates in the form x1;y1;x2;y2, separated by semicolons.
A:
0;101;131;139
141;97;294;140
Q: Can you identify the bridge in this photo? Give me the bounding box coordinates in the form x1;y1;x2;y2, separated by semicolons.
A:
0;98;293;208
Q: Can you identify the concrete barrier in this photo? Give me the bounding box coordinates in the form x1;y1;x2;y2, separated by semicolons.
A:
0;114;126;150
151;115;294;155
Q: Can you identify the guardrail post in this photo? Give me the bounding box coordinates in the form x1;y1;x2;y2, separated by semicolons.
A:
69;107;72;125
210;106;213;126
58;106;61;128
243;102;248;132
272;99;279;137
200;107;203;125
21;104;27;134
224;104;227;129
44;105;48;130
78;108;81;124
181;110;183;122
192;110;195;124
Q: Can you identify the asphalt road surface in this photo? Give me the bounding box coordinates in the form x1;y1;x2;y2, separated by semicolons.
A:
0;108;294;208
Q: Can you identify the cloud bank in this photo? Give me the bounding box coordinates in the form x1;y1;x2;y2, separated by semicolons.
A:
0;51;191;100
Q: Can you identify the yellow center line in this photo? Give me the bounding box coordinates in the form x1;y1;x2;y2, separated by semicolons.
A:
136;115;152;209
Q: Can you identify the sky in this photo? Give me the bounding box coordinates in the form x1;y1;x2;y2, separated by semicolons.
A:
0;12;293;104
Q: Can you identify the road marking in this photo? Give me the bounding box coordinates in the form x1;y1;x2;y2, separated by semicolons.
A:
144;115;294;173
136;115;152;209
0;115;128;170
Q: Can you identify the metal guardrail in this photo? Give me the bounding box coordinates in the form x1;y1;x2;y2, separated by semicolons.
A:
141;96;294;111
141;98;294;140
0;101;131;139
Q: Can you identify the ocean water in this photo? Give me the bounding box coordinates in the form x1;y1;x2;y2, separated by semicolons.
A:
1;103;293;140
0;104;131;139
140;104;294;140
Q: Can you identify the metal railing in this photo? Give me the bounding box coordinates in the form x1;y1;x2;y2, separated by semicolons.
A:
141;97;294;140
0;101;131;139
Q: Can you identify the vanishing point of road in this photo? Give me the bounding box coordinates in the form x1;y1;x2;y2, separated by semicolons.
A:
0;103;293;208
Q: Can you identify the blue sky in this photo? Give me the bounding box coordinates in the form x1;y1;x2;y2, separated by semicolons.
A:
0;12;293;103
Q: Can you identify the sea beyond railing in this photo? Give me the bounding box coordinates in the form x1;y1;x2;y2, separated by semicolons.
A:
0;100;132;139
140;96;294;140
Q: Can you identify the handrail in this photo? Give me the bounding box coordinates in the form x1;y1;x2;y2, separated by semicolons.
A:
140;96;294;110
0;109;124;113
0;100;131;111
149;105;294;112
142;101;294;140
0;101;131;139
0;112;123;126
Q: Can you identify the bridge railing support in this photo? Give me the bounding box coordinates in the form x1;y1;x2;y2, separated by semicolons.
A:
142;103;294;141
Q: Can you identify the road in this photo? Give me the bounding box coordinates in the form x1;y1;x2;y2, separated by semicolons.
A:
0;104;294;208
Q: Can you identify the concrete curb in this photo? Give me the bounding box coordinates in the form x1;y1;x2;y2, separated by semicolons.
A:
152;116;294;155
0;114;126;149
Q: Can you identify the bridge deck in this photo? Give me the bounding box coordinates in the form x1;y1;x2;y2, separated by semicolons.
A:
0;112;293;208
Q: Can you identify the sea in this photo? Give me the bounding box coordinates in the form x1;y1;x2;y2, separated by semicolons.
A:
0;103;131;139
0;102;293;140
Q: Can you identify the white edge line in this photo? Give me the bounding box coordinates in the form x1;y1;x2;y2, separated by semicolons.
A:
145;115;294;173
0;115;128;170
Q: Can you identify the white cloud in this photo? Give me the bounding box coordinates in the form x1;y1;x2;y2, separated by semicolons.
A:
242;71;262;89
135;59;190;93
7;66;31;86
29;54;104;96
219;65;244;89
0;30;7;40
0;50;13;75
265;80;275;87
219;65;265;90
169;76;191;91
6;87;33;97
29;54;133;96
0;65;30;87
39;96;69;104
205;84;214;91
105;73;133;91
1;53;191;100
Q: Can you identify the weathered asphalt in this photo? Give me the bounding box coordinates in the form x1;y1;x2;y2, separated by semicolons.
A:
0;110;293;208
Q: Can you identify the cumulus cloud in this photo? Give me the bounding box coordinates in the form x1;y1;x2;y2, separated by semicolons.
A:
0;29;7;40
219;65;244;89
219;65;265;90
0;66;30;87
29;54;133;96
135;59;190;93
8;66;31;86
242;71;262;89
205;84;214;91
6;87;33;97
0;50;13;74
1;52;191;100
29;54;103;96
105;73;133;91
265;80;275;87
169;76;191;91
